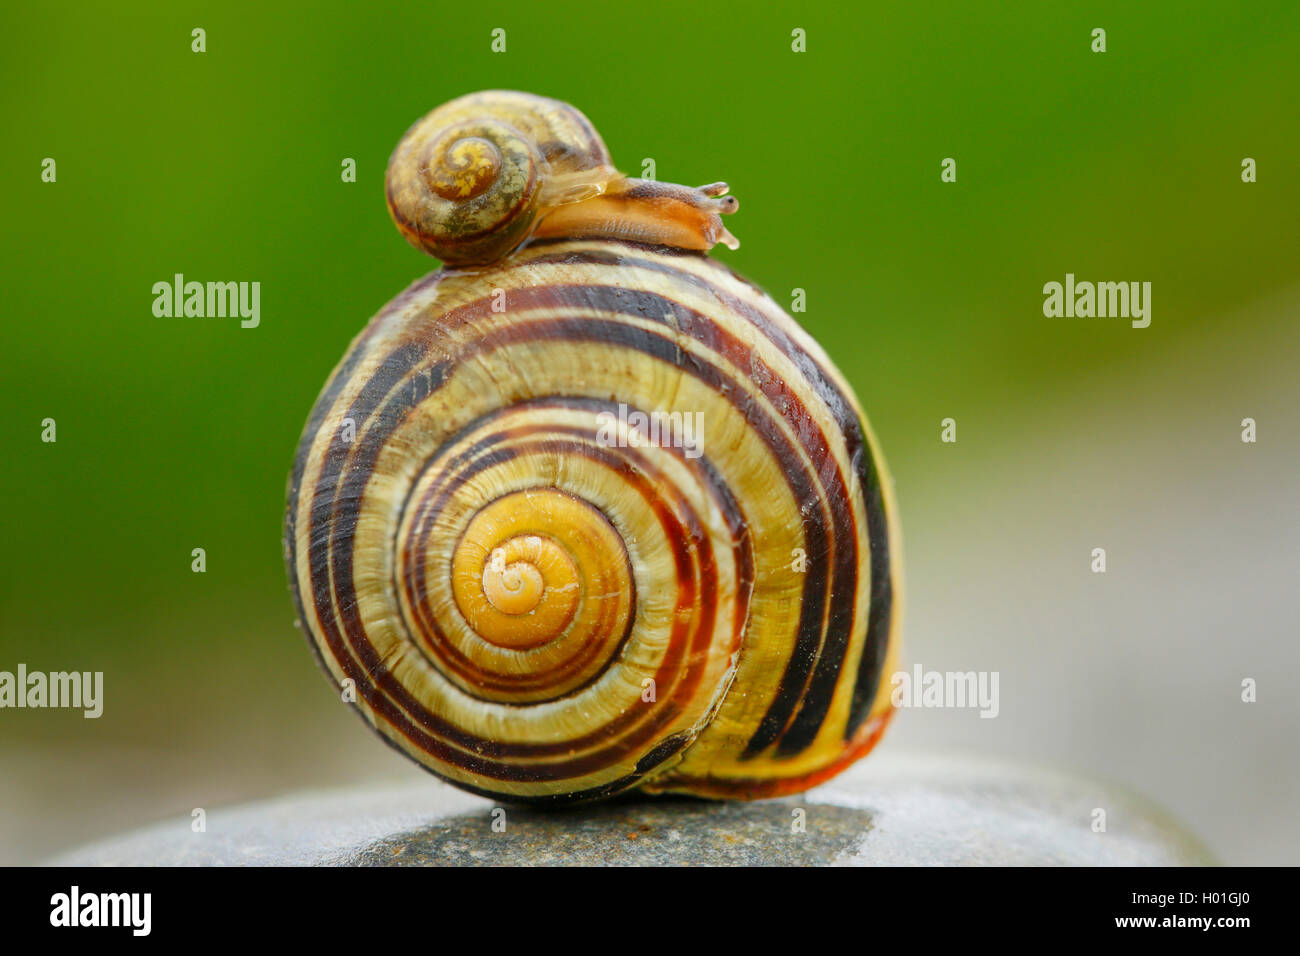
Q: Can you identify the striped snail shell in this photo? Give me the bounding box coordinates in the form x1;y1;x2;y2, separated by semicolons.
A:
285;90;902;804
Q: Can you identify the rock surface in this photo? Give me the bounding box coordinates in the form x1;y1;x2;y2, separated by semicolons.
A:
49;752;1214;866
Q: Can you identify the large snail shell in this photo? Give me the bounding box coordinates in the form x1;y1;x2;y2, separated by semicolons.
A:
286;93;901;803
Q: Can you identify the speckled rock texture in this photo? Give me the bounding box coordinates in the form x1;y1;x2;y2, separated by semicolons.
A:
49;753;1214;866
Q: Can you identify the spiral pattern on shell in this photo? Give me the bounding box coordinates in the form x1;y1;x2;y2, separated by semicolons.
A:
285;238;902;803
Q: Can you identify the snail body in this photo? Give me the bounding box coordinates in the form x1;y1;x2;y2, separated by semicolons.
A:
285;92;901;803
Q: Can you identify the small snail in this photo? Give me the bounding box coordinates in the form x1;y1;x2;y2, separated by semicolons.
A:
285;91;902;803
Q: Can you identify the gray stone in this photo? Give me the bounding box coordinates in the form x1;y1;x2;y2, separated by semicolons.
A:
48;752;1215;866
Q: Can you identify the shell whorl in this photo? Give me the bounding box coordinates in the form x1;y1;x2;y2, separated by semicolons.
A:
285;238;901;803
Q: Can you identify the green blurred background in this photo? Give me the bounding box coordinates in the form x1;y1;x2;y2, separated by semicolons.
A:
3;2;1297;864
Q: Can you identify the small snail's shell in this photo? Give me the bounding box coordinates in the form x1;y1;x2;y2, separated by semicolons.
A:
386;91;620;265
285;238;902;802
